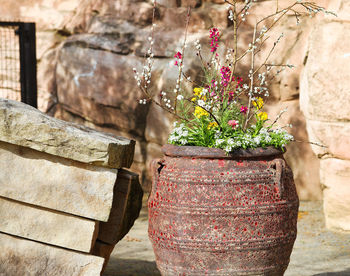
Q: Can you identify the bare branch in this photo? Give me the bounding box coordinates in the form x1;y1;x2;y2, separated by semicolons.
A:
174;7;191;113
244;23;257;130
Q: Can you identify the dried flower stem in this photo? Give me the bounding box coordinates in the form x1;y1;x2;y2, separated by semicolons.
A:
268;108;288;129
244;23;257;130
174;7;191;113
232;1;238;73
292;139;327;148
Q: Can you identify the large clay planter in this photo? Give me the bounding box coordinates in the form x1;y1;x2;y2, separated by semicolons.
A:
148;144;299;276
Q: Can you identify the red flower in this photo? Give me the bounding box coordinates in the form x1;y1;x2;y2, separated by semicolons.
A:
240;106;248;114
174;51;182;59
228;120;239;130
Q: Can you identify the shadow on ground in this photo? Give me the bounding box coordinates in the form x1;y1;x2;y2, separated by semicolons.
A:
103;258;160;276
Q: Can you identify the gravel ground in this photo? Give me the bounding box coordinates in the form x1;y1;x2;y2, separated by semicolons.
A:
103;198;350;276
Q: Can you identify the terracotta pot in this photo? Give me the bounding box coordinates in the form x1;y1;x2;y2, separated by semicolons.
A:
148;144;299;276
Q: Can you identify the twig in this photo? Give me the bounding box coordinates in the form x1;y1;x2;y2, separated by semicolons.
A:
244;23;257;130
174;7;191;113
292;139;328;148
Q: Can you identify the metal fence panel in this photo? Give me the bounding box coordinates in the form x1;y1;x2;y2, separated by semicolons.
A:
0;22;37;108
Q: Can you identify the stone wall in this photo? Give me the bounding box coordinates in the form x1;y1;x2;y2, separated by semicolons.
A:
0;0;342;203
300;0;350;231
0;99;143;274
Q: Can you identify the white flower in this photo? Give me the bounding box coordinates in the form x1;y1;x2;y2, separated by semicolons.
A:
215;139;225;146
177;95;184;101
197;99;205;106
253;136;261;145
227;138;235;145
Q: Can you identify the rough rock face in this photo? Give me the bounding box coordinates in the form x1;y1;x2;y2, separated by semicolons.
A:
0;0;343;201
0;197;99;252
300;1;350;231
0;99;135;169
320;159;350;231
98;169;143;244
0;140;117;221
0;232;105;276
0;98;143;272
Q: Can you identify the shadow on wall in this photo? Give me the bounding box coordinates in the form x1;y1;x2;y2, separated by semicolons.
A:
103;258;160;276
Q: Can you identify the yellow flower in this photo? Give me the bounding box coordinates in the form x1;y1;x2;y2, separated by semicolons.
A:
207;122;218;129
252;97;264;110
258;112;268;121
193;87;203;96
194;106;209;118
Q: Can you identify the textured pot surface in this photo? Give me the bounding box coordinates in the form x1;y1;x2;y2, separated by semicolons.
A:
148;145;299;276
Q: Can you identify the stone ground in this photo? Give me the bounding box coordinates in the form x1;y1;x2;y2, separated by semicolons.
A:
103;197;350;276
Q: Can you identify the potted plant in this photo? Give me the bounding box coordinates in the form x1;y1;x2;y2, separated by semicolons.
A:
133;1;333;275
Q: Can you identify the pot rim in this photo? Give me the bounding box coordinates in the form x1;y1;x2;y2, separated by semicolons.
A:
162;144;285;159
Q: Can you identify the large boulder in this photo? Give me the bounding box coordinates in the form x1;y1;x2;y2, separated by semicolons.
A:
56;35;149;138
300;17;350;231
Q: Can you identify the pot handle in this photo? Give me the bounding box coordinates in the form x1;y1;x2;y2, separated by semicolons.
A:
271;159;285;198
150;158;165;197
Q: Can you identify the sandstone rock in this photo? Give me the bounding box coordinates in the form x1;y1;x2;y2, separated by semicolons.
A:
157;0;179;8
0;232;104;276
321;158;350;231
135;29;184;58
130;160;148;191
36;31;62;60
87;17;138;35
0;0;80;30
50;105;149;191
271;18;313;102
98;169;143;244
64;0;155;30
37;48;59;114
145;102;174;145
0;141;116;221
0;197;98;252
64;33;134;55
328;0;350;20
181;0;202;8
300;20;350;121
161;7;212;31
55;39;149;137
304;120;350;160
91;240;115;273
208;4;230;29
0;98;135;169
207;0;225;4
143;142;164;192
265;100;322;200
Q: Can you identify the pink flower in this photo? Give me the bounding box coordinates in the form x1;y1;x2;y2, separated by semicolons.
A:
209;28;220;52
174;51;182;66
220;66;231;87
228;120;239;130
174;51;182;59
240;106;248;114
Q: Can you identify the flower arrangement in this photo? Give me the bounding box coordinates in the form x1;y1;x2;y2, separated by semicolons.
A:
134;0;334;153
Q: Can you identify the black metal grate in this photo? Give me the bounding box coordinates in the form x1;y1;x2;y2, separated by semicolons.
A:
0;22;37;108
0;24;21;101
